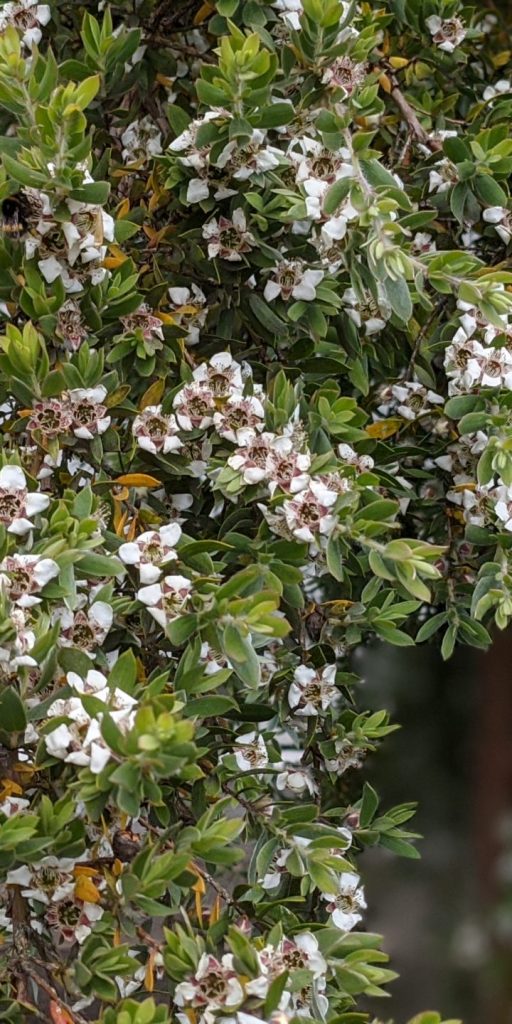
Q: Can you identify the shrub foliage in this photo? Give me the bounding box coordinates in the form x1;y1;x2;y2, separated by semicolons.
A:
0;0;509;1021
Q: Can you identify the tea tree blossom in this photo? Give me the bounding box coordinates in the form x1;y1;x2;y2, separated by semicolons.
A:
118;523;182;582
132;405;183;454
426;14;467;52
283;479;338;542
175;954;244;1013
288;663;338;716
264;260;324;302
0;1;51;48
0;553;59;606
322;872;367;930
202;209;255;261
0;465;49;534
234;731;268;771
137;574;192;628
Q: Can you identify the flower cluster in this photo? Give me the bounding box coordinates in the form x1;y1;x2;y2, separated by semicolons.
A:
0;1;510;1022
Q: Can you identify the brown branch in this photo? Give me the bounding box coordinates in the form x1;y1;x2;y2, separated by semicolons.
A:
390;83;442;152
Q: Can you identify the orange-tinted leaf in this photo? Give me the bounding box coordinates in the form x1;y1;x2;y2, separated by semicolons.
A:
114;473;161;488
74;875;101;903
194;1;214;24
50;1002;74;1024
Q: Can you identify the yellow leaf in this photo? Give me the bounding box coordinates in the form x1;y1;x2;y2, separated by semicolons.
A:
114;473;161;488
74;875;101;904
323;599;354;609
389;56;409;69
210;894;222;925
140;378;165;411
114;508;129;537
103;255;127;269
379;72;392;94
0;778;22;800
74;865;98;878
492;51;511;68
156;312;176;325
117;198;130;218
194;1;214;24
190;862;206;926
156;73;174;87
145;955;155;992
366;418;402;439
113;486;130;502
126;517;138;542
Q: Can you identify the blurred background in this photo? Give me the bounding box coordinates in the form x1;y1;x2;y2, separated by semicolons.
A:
357;631;512;1024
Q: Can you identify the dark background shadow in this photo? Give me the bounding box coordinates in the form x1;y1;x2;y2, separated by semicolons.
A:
357;632;512;1023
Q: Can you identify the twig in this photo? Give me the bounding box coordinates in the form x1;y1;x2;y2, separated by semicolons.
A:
390;82;442;152
18;966;88;1024
405;298;447;381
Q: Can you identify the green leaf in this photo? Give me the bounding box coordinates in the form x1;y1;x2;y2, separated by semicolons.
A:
0;687;27;732
383;276;413;322
69;182;110;204
183;695;239;717
221;623;261;688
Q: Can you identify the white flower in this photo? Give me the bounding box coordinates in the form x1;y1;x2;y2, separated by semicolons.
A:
118;523;182;583
137;574;192;628
213;394;266;444
0;1;51;48
132;405;183;455
173;383;216;431
121;116;162;163
264;259;324;302
483;79;511;102
202;209;254;261
322;872;367;930
276;764;317;796
273;0;303;30
45;669;136;772
175;953;244;1011
483;205;512;244
227;432;275;485
283;478;338;542
0;553;59;606
234;732;268;771
426;14;466;53
493;483;512;531
0;464;49;534
67;386;111;439
288;663;337;716
389;381;444;421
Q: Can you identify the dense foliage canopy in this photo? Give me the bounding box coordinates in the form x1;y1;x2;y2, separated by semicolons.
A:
0;0;510;1021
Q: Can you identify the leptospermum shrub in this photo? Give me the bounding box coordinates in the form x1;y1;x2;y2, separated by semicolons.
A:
1;0;511;1021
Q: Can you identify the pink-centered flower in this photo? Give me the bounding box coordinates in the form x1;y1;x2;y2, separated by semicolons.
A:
202;209;255;261
67;386;111;439
132;405;183;455
174;953;244;1011
0;553;59;607
173;383;217;431
118;522;182;583
283;479;338;542
0;465;49;535
137;574;192;628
